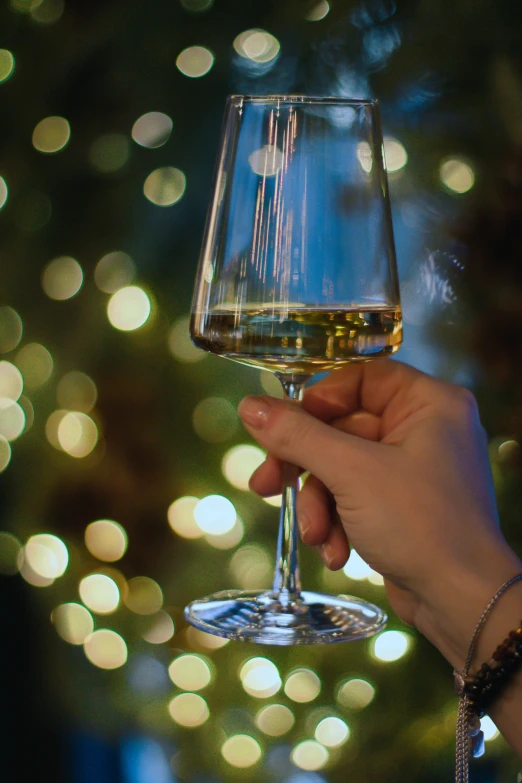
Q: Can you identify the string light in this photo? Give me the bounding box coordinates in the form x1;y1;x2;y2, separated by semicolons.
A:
124;576;163;614
0;177;8;210
0;399;25;441
0;531;21;574
256;704;294;736
41;256;83;300
291;740;329;771
141;610;175;644
168;693;209;727
0;361;23;399
143;167;186;206
371;630;412;662
57;411;99;457
193;495;236;535
305;0;330;20
284;668;321;703
79;573;120;614
192;396;237;442
233;29;280;63
176;46;214;78
107;286;151;331
167;496;203;539
168;653;212;690
315;717;350;747
15;343;53;389
57;371;97;412
0;308;24;353
440;157;475;193
52;603;94;644
0;435;11;471
336;678;375;709
32;116;70;153
132;112;173;148
94;251;136;293
168;316;206;363
240;657;282;698
221;735;262;768
0;50;15;83
84;629;128;669
85;519;128;562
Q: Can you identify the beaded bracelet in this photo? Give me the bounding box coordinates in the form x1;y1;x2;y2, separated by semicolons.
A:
454;573;522;783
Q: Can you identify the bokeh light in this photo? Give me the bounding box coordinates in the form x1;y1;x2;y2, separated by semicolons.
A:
222;444;265;490
192;396;237;442
0;399;25;441
221;735;262;768
240;657;282;698
57;411;99;457
0;435;11;471
167;496;203;539
204;515;244;549
85;519;128;562
481;715;500;741
372;630;411;662
84;629;128;669
0;361;23;399
168;653;212;691
305;0;330;20
57;371;97;412
79;573;120;614
143;167;186;206
94;251;136;294
31;0;64;24
194;495;236;535
18;396;34;434
0;50;15;83
42;256;83;300
32;116;70;153
168;693;209;727
336;677;375;709
25;533;68;578
176;46;214;78
168;316;206;363
229;544;272;589
440;157;475;193
0;307;23;352
343;549;372;580
315;717;350;747
52;602;94;645
18;553;54;587
141;610;175;644
124;576;163;614
132;112;173;148
383;137;408;172
89;133;130;173
249;145;284;176
233;29;280;63
45;409;68;449
291;740;329;771
107;286;151;331
0;531;21;574
284;668;321;703
256;704;294;736
0;178;7;210
15;343;53;389
186;626;229;651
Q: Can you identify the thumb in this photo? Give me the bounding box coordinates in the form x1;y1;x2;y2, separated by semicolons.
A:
237;395;374;495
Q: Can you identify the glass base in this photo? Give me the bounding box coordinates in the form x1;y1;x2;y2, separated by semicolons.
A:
184;589;387;645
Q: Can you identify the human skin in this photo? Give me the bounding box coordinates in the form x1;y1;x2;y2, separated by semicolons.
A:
237;360;522;756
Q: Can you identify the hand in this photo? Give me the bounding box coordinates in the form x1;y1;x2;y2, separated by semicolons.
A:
238;360;522;669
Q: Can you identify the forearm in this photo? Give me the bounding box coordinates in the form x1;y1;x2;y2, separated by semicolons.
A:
415;541;522;757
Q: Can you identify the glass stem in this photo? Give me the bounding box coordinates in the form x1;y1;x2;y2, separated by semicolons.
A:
271;374;311;606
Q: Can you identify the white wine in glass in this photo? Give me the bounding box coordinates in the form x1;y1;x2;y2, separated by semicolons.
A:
185;96;402;645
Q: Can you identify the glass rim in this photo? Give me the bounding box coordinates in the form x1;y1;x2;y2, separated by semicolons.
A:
227;94;379;107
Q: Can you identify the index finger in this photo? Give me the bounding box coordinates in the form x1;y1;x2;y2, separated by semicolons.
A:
302;359;439;422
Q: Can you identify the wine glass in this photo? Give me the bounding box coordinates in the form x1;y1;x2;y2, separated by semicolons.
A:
185;96;402;645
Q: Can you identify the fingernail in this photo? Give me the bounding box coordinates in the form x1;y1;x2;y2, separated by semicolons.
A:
238;396;272;429
319;543;335;567
299;511;312;541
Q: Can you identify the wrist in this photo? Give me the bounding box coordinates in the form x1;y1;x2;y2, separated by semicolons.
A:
413;539;522;671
